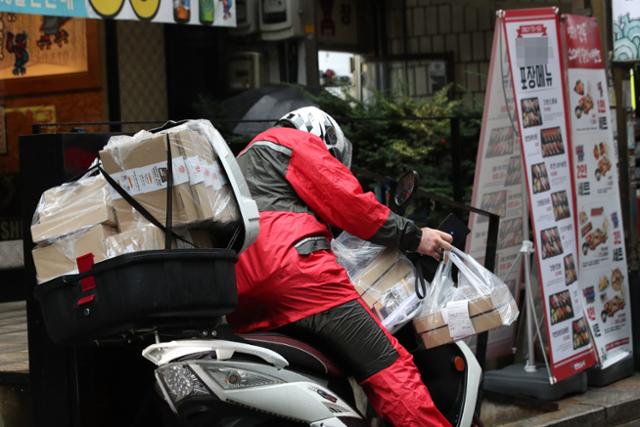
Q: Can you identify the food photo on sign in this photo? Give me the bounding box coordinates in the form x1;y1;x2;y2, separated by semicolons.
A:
498;217;524;249
592;141;612;181
531;162;551;194
549;289;575;325
573;79;595;119
598;267;627;324
551;190;571;221
540;226;564;259
563;254;578;285
486;126;516;158
572;318;591;349
540;126;565;157
480;190;507;218
505;156;523;186
521;97;543;128
578;207;609;257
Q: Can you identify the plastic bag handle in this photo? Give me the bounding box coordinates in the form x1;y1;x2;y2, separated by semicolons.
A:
450;246;493;285
415;261;427;299
447;249;491;295
451;246;494;278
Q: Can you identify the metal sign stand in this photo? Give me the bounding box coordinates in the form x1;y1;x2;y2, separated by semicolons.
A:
483;191;588;401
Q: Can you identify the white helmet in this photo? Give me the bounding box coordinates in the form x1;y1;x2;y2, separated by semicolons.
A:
277;106;353;168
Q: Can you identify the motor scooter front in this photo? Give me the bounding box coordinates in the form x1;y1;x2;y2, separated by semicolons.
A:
143;338;367;427
142;171;482;427
143;330;480;427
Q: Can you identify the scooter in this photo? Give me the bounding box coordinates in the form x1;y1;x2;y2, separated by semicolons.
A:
142;172;482;427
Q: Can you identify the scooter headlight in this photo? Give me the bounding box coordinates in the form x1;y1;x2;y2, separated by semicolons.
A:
157;364;211;403
205;366;283;390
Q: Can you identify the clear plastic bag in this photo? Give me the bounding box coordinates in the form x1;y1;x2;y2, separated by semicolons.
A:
99;119;239;232
415;247;519;348
31;174;116;244
32;225;116;284
332;232;423;333
155;120;240;225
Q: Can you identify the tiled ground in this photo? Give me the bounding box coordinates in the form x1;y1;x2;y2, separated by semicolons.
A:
0;301;28;375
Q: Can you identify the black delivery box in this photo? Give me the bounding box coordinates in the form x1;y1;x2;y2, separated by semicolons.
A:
34;249;237;344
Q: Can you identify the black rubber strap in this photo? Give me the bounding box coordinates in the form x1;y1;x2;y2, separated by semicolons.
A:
96;164;196;248
164;133;173;250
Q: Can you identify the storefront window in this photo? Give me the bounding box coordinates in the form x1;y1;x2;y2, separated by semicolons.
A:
0;15;88;80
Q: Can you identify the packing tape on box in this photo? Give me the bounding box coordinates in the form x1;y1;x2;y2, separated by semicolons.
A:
205;162;227;191
184;156;228;189
108;157;190;200
185;156;206;185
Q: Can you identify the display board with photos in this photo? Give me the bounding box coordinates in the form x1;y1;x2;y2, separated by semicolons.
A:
563;14;633;368
466;22;525;359
502;7;596;381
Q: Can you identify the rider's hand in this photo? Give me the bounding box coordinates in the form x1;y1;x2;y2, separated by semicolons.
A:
417;227;453;261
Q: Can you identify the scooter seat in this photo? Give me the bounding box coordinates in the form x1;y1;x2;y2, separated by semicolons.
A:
240;332;343;378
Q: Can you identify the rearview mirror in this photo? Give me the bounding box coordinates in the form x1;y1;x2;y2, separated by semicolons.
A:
394;171;418;207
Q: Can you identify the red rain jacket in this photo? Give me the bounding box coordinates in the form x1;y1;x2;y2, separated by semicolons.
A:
228;128;422;333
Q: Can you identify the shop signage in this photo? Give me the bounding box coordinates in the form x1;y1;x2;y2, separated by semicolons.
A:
0;218;21;241
317;0;358;47
502;7;596;381
613;0;640;61
466;22;525;359
0;0;236;27
563;14;633;368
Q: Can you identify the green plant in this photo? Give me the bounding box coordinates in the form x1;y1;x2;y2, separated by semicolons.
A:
310;86;480;201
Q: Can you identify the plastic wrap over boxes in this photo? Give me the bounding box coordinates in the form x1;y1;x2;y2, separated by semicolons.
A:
30;125;239;284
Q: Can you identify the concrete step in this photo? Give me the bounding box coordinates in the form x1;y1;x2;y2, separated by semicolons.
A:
481;373;640;427
0;301;30;427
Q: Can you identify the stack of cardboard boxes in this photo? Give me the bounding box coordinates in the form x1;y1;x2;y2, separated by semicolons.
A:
31;128;239;284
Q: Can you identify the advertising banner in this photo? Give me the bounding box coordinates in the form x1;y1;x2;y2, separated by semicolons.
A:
563;14;633;368
467;22;525;358
0;0;236;27
502;7;596;381
613;0;640;61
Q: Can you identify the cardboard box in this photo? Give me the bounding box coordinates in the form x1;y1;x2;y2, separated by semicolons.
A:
169;128;239;224
105;224;215;256
32;225;116;284
413;297;508;349
105;224;166;257
31;175;116;244
350;248;417;326
352;248;413;307
172;129;217;221
99;132;201;231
